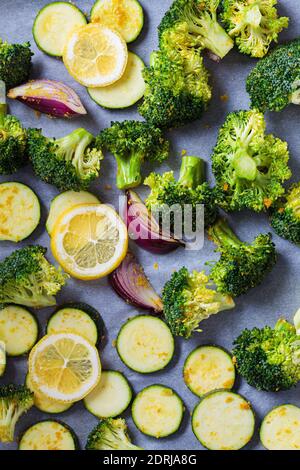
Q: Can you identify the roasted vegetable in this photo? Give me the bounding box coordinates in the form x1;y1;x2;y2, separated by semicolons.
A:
0;384;33;443
86;418;142;450
270;183;300;245
0;39;32;90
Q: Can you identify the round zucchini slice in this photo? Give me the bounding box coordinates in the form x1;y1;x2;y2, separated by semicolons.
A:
132;385;184;438
19;420;78;450
90;0;144;43
46;190;100;235
33;2;87;57
0;305;39;356
116;315;174;373
0;341;6;377
88;52;145;109
260;404;300;450
84;370;132;418
192;391;255;450
46;303;104;346
183;345;235;397
0;182;40;242
25;374;72;414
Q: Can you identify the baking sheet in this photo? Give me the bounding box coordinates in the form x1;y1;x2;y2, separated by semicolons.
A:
0;0;300;451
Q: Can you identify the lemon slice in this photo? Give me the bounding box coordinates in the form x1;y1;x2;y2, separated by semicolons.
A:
29;333;101;403
63;23;128;87
51;203;128;280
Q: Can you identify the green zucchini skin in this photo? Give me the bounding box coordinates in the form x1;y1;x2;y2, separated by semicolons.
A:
19;419;79;450
46;302;105;347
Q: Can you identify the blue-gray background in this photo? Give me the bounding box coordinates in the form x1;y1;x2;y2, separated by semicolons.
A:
0;0;299;451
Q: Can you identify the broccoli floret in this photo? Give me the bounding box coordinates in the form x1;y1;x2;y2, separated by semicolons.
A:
208;218;276;296
0;91;27;174
212;109;291;212
0;40;32;90
233;319;300;391
270;183;300;244
97;120;169;190
221;0;289;58
27;128;103;192
0;245;68;308
162;267;235;338
246;39;300;111
0;385;33;442
86;418;142;450
159;0;233;60
144;156;218;235
139;49;211;129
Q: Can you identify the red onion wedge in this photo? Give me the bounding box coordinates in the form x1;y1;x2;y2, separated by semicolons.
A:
124;189;183;254
109;252;163;313
7;79;87;118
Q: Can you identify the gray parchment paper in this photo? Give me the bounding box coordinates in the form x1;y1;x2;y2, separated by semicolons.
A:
0;0;299;451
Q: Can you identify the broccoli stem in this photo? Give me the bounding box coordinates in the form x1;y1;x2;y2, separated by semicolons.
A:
115;152;143;189
0;80;7;120
209;218;242;249
189;13;233;59
287;186;300;216
178;156;205;188
232;148;257;181
291;80;300;105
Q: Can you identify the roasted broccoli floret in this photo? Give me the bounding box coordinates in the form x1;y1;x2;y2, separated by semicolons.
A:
0;84;27;174
0;385;33;442
0;40;32;90
208;218;276;296
0;245;68;308
162;267;235;338
27;128;103;192
139;49;211;129
86;418;142;450
212;109;291;212
159;0;233;60
97;120;169;190
246;39;300;111
233;319;300;391
221;0;289;58
270;183;300;244
144;156;217;235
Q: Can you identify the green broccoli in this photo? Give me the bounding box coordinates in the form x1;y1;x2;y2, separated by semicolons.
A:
221;0;289;58
162;267;235;338
212;109;291;212
27;128;103;192
86;418;142;450
139;49;211;129
159;0;233;60
233;319;300;391
270;183;300;245
208;218;276;296
0;245;68;308
97;120;169;190
0;39;32;90
0;385;33;442
144;155;218;234
246;39;300;112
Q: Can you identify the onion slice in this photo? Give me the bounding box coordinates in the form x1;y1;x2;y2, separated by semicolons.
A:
7;79;87;118
109;252;163;313
124;189;183;254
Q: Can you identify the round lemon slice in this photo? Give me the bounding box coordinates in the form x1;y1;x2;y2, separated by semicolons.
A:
63;23;128;87
51;203;128;280
29;333;101;403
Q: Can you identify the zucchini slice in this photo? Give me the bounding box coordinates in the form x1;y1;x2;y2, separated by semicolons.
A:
0;341;6;377
46;190;100;235
88;52;145;109
46;303;104;346
116;315;174;373
0;182;40;242
19;420;78;450
25;374;72;414
183;345;235;397
84;370;132;418
192;391;255;450
90;0;144;43
132;385;184;438
260;404;300;450
0;305;39;356
33;2;87;57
